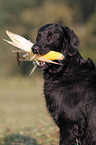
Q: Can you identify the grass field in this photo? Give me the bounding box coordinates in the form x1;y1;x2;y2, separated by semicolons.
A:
0;75;59;145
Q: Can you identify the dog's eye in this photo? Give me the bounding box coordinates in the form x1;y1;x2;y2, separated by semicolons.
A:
50;35;54;39
47;32;55;40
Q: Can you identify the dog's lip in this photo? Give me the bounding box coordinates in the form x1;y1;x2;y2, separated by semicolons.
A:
37;61;49;70
38;61;46;66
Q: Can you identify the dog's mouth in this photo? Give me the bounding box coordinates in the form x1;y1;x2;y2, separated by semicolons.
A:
32;46;64;69
37;61;49;70
37;59;63;70
38;61;45;66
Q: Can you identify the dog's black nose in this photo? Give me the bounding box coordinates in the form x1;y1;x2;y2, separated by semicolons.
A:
32;45;39;54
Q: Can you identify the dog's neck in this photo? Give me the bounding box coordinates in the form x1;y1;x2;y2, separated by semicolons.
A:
44;50;95;81
44;50;82;74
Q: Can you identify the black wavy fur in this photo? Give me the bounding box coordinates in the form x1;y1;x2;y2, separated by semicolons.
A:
32;23;96;145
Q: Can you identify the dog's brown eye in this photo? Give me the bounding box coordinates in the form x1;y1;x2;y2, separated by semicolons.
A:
50;35;54;39
47;32;55;40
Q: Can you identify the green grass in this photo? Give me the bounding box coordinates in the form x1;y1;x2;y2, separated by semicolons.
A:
0;76;59;145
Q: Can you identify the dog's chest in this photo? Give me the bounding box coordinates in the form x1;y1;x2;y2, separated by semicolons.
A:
44;81;64;124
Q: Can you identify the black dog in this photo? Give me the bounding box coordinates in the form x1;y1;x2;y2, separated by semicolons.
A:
32;23;96;145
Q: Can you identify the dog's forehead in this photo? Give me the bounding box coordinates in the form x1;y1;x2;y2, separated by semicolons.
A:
38;24;62;34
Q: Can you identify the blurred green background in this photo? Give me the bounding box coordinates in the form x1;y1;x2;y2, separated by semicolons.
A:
0;0;96;76
0;0;96;144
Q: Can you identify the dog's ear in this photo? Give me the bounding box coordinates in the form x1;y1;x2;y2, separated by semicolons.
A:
62;26;80;56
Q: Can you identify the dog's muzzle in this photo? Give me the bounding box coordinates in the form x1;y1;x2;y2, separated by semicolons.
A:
32;45;39;54
31;45;49;70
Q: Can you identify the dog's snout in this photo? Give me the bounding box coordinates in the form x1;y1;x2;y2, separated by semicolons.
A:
32;45;39;54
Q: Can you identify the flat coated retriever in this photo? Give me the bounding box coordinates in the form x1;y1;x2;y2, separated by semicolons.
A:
32;23;96;145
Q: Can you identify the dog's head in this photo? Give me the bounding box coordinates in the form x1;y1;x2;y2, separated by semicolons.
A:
32;23;80;70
